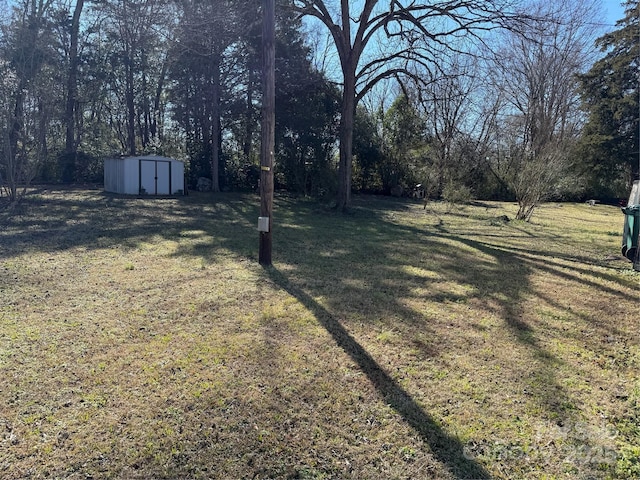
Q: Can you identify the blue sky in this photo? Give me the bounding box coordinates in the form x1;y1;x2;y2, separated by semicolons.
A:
603;0;627;29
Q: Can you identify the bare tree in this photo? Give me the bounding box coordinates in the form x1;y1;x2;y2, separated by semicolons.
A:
412;55;483;197
64;0;84;158
0;0;56;202
0;61;23;203
485;0;601;220
292;0;525;210
98;0;171;156
171;0;249;192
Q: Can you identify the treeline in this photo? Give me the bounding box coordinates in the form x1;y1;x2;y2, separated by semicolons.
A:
0;0;637;210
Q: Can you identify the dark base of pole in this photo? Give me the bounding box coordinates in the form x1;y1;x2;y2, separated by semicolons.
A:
259;232;272;266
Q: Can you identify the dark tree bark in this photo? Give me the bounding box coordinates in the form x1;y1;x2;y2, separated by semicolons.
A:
125;47;136;156
65;0;84;157
210;57;221;192
337;69;355;208
243;68;255;163
151;56;168;140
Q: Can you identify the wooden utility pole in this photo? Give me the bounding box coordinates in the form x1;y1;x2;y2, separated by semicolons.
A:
259;0;275;266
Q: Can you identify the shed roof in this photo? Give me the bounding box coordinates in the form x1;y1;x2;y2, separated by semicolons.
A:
114;155;182;162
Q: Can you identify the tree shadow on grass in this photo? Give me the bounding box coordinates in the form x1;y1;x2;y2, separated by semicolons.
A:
477;241;639;291
264;266;492;480
270;200;592;429
4;190;630;477
0;189;260;259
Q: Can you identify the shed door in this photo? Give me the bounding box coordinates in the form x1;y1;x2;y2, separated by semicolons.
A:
140;160;171;195
156;161;170;195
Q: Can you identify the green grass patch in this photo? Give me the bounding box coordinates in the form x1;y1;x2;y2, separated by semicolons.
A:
0;188;638;479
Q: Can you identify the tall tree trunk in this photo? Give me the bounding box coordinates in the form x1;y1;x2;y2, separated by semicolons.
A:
336;68;356;210
65;0;83;157
210;57;221;192
38;98;48;162
151;57;168;141
141;49;150;149
8;90;24;202
126;50;136;156
243;68;254;163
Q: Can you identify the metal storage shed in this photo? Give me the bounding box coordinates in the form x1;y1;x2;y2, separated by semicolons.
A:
104;155;185;195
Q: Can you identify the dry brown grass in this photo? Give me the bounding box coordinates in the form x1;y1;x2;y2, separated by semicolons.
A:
0;188;638;479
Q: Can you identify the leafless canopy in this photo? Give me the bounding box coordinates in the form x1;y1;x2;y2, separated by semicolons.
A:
291;0;533;209
293;0;528;101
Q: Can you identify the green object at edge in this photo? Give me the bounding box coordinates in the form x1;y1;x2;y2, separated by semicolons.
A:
621;204;640;261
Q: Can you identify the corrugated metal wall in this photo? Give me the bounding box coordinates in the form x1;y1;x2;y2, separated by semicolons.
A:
104;158;125;193
104;156;184;195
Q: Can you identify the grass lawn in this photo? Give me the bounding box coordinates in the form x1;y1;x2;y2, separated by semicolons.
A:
0;188;639;479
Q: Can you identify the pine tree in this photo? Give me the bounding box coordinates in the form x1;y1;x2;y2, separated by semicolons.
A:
579;0;639;197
